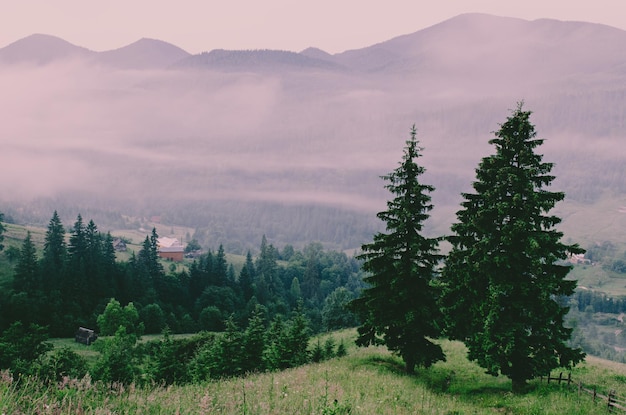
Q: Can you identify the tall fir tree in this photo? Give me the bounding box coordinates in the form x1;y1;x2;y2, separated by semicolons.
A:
441;103;585;392
350;126;444;373
100;232;118;295
302;243;322;302
13;232;40;296
238;251;256;302
8;233;44;327
134;235;158;304
255;235;280;305
241;304;267;373
41;211;66;292
64;214;87;309
84;220;103;308
41;213;71;335
214;244;228;287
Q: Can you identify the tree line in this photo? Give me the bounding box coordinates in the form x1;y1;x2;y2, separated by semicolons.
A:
0;211;364;338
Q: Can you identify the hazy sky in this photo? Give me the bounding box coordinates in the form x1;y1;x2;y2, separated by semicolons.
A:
2;0;625;54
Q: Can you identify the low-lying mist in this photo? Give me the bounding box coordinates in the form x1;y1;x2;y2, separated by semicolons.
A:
1;33;624;251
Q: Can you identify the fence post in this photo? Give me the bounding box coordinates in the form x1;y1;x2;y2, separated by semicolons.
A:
567;373;572;386
558;372;563;385
608;390;614;412
578;381;582;396
593;388;597;402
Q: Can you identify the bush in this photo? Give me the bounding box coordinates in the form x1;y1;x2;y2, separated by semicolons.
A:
97;299;143;336
0;322;52;376
92;326;139;384
39;347;87;384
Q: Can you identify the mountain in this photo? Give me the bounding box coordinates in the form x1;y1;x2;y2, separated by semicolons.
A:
333;13;626;78
0;33;93;64
3;15;625;76
97;38;191;69
0;35;190;69
175;48;344;72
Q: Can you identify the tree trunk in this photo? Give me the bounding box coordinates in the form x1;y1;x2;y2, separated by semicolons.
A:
512;378;527;394
404;355;416;374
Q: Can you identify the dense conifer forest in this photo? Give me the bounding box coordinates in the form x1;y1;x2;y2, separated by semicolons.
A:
0;211;364;339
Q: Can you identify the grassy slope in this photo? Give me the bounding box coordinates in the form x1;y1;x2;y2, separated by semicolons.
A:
0;223;47;287
557;195;626;251
3;330;626;414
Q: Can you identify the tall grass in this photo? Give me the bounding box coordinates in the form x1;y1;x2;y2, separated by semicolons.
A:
2;330;624;414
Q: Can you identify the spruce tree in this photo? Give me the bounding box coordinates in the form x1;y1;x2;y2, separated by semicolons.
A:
13;232;40;295
214;244;228;287
255;235;280;305
241;304;267;373
238;251;256;302
350;126;444;373
41;211;66;291
39;212;67;333
441;103;585;392
134;230;164;304
64;214;87;308
10;232;42;326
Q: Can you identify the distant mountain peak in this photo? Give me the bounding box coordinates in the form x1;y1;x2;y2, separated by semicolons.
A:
97;37;190;69
299;47;333;60
0;33;93;64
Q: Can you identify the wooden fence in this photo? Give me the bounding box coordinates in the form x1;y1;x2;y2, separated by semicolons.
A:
542;372;626;413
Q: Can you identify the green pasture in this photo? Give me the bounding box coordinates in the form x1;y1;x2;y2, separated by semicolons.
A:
4;329;626;414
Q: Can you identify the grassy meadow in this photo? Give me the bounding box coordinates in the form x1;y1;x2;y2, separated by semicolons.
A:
3;329;626;414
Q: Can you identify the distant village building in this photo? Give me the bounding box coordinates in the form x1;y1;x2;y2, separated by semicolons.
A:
112;238;127;252
157;237;184;262
75;327;98;345
570;253;591;265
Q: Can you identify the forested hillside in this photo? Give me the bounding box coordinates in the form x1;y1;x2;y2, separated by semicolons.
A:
0;212;364;338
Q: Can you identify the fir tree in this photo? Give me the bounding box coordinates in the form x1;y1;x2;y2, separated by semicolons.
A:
41;211;67;334
208;316;243;378
263;315;286;370
441;103;585;392
256;235;281;304
350;126;444;373
239;251;256;302
64;214;87;308
214;244;228;287
241;304;267;373
41;211;66;291
134;230;164;304
283;303;311;367
67;214;87;260
13;232;40;295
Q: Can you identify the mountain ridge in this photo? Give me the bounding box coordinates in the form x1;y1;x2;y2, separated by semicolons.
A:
2;13;626;73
